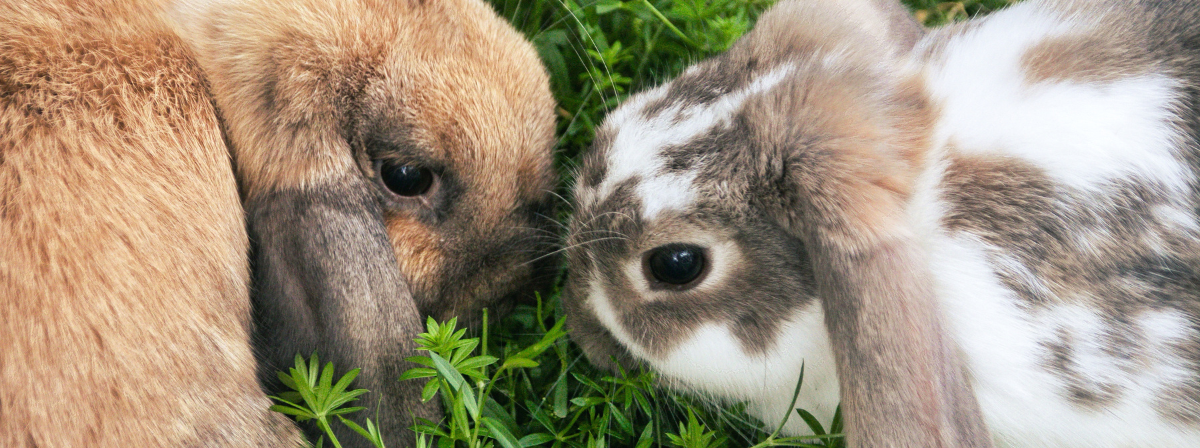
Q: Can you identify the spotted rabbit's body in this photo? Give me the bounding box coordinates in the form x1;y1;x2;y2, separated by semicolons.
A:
565;0;1200;446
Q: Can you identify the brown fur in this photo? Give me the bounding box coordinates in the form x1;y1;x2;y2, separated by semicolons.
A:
1022;35;1157;84
0;1;304;446
739;13;989;441
172;0;559;445
704;2;989;445
173;0;558;324
3;0;558;446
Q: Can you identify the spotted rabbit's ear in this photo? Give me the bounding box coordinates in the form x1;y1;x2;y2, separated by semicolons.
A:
742;3;988;445
769;85;990;447
868;0;925;53
737;0;924;68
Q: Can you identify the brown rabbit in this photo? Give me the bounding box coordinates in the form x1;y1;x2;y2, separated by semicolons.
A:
0;0;305;446
2;0;558;446
171;0;559;443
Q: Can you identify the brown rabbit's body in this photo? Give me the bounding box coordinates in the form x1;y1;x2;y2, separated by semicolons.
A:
0;1;303;445
2;0;558;446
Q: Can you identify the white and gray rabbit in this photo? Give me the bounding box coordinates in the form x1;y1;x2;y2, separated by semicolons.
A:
562;0;1200;446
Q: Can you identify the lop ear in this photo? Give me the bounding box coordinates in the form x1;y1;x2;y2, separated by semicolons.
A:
743;0;924;64
246;179;441;444
169;1;441;444
867;0;925;54
749;59;991;447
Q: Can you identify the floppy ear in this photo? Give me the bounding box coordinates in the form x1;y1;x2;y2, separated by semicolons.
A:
743;0;924;63
778;93;991;447
169;1;440;445
744;7;988;442
246;178;441;444
868;0;925;54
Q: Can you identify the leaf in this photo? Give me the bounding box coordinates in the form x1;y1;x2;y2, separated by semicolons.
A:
429;352;466;391
269;404;314;419
339;416;375;441
277;370;298;390
634;423;653;448
483;397;520;438
795;408;826;436
607;403;633;436
594;0;623;14
570;397;606;408
481;416;522;448
399;368;438;381
517;433;556;447
501;357;540;370
458;355;500;371
571;373;604;392
421;380;440;402
512;318;567;360
552;376;569;419
331;368;361;395
326;389;368;411
405;356;436;369
461;381;481;420
450;388;471;437
327;406;367;416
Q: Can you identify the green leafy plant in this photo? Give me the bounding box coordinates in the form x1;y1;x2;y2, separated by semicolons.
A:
402;306;569;448
270;353;388;448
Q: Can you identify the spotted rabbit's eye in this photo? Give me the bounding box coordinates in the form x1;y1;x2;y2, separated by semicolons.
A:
645;244;708;288
380;163;434;196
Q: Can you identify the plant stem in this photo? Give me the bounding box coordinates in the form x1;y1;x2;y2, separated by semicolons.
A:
639;0;697;47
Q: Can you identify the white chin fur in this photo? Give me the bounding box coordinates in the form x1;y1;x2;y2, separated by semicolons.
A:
653;304;841;436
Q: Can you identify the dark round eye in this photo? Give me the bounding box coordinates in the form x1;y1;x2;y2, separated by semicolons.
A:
380;163;434;196
645;244;707;287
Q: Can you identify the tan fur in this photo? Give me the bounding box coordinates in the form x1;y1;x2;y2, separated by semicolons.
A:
167;0;558;444
1022;35;1157;84
173;0;557;321
3;0;557;445
0;1;304;446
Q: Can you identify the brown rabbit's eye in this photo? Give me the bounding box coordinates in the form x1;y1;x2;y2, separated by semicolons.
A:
645;244;707;288
380;163;434;196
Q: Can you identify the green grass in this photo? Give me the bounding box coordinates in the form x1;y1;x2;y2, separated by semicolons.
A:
271;1;1019;447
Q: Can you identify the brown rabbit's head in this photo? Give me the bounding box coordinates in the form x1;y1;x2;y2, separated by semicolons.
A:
174;0;559;325
172;0;558;443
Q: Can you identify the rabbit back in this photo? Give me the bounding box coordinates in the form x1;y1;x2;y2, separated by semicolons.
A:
922;0;1200;444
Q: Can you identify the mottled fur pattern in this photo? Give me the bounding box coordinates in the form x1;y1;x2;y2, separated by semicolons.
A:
3;0;558;446
565;0;1200;446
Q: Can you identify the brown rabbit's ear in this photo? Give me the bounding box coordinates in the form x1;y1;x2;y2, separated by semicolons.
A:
751;69;991;445
169;1;441;445
245;178;441;444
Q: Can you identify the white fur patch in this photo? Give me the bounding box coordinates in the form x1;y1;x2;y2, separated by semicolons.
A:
588;239;839;435
929;234;1200;447
1153;205;1200;233
925;2;1188;194
593;63;796;220
655;305;840;435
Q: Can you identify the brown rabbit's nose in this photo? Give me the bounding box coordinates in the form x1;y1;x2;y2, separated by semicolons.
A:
423;211;561;325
